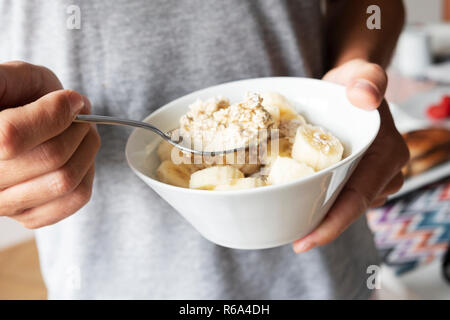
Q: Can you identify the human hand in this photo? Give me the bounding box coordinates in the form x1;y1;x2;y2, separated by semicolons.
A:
293;59;409;253
0;61;100;229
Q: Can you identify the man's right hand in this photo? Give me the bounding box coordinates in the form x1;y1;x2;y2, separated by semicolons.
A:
0;61;100;229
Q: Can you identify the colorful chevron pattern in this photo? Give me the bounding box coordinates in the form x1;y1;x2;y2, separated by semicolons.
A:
367;177;450;275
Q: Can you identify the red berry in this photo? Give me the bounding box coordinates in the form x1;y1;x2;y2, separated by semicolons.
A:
427;104;447;120
440;95;450;105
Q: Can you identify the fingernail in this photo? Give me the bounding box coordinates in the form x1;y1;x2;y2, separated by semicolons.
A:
293;240;315;253
352;80;381;101
67;91;85;116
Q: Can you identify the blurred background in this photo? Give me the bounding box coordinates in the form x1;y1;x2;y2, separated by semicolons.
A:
0;0;449;299
371;0;450;300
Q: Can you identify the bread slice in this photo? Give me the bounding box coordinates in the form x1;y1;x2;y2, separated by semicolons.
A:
402;128;450;177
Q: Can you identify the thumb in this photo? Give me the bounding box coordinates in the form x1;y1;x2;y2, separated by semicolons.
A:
323;59;388;110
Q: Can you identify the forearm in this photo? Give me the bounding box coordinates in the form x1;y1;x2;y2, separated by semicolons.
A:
326;0;405;69
295;1;408;252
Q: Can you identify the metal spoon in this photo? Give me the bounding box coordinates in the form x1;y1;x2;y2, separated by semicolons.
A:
74;114;245;156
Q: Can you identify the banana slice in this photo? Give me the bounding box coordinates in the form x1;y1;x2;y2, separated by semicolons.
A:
157;140;174;162
267;156;315;185
263;137;293;166
189;165;244;190
158;140;196;167
214;177;265;190
279;119;305;142
291;124;343;171
261;91;306;122
261;103;281;126
232;163;261;176
156;160;191;188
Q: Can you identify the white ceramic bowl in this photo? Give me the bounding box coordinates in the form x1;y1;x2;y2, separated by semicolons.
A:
125;77;380;249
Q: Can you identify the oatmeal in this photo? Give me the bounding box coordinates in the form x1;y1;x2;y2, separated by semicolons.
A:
155;91;344;190
179;93;276;152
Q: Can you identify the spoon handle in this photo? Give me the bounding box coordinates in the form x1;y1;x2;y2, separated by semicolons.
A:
74;114;172;140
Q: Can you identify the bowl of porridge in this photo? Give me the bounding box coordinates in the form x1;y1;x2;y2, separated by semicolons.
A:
126;77;380;249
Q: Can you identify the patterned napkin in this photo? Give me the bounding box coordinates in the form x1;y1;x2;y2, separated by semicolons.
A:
367;176;450;275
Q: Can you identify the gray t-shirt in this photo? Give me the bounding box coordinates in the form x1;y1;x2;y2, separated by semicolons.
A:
0;0;379;299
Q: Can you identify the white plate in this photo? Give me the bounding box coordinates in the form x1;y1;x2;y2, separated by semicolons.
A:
388;97;450;200
398;87;450;128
